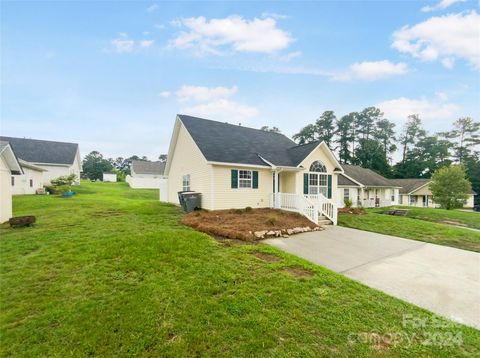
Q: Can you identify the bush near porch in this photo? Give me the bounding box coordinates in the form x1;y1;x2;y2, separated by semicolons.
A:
181;208;318;241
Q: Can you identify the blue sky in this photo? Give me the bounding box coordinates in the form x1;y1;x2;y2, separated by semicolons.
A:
1;0;479;161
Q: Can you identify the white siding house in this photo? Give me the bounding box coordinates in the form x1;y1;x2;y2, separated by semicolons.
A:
12;159;46;195
103;173;117;182
336;165;400;208
126;160;167;195
0;136;81;185
0;141;22;223
164;115;343;225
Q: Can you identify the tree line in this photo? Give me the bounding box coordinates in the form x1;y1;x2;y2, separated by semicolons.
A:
287;108;479;201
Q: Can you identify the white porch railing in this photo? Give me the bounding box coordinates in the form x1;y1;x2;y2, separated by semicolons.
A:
362;198;393;208
305;194;338;225
269;193;318;225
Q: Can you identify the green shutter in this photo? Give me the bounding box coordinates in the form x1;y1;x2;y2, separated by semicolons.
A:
231;169;238;189
252;171;258;189
327;175;332;199
303;173;308;194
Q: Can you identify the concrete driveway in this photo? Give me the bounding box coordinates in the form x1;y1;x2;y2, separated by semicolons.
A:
265;226;480;329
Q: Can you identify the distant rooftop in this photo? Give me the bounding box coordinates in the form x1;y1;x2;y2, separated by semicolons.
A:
131;160;165;175
0;136;79;165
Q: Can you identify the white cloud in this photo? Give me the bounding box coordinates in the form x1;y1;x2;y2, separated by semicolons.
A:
158;91;171;98
175;85;238;102
181;99;258;122
139;40;155;48
261;12;289;20
435;91;449;101
421;0;466;12
146;4;159;12
169;15;293;54
334;60;408;81
392;11;480;69
279;51;302;62
111;38;135;53
376;96;458;123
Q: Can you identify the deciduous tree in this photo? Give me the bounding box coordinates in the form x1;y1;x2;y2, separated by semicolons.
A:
430;165;472;210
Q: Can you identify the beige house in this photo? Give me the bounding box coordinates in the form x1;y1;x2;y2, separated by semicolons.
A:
390;178;476;208
337;165;401;208
0;141;22;223
0;136;81;185
12;159;46;195
164;115;342;225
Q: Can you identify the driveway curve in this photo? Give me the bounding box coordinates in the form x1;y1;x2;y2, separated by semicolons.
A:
265;226;480;329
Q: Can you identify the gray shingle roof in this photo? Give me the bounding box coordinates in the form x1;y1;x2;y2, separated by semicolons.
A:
178;114;325;167
0;136;78;165
132;160;165;175
338;173;361;186
342;165;395;187
389;178;430;194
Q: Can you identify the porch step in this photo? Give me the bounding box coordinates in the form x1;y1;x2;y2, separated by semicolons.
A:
318;219;333;226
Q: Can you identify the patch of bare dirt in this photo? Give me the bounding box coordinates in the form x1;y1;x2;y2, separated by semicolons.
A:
338;207;366;215
281;265;315;278
181;208;317;241
441;220;466;227
250;251;281;262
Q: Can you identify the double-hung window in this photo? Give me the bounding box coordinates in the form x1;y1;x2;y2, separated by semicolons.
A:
182;174;190;191
308;161;328;196
238;170;252;188
343;188;350;200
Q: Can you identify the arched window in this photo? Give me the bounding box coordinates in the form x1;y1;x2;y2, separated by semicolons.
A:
308;161;328;196
309;161;327;173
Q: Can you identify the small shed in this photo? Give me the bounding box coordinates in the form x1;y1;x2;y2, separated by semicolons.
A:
103;172;117;182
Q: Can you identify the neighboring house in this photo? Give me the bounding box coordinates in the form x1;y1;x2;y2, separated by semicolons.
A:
390;178;476;208
126;160;167;193
0;141;22;223
337;165;401;208
12;159;46;195
164;115;343;225
103;173;117;182
0;136;81;184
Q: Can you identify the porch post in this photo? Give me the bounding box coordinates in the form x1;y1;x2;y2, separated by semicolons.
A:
274;170;279;208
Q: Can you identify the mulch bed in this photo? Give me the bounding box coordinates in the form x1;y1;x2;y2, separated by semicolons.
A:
338;207;366;215
181;208;318;241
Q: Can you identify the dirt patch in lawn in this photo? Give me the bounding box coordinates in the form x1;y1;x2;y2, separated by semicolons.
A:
90;210;124;218
250;251;282;262
281;265;315;278
181;208;318;241
441;220;467;227
338;207;366;215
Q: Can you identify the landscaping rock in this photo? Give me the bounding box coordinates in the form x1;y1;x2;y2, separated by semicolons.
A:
266;231;276;236
286;229;294;235
254;230;267;239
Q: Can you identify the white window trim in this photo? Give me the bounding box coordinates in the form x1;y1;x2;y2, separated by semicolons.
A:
238;169;253;189
182;174;190;191
308;172;328;196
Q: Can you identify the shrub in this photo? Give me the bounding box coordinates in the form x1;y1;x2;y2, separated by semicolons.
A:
266;216;277;226
234;209;243;214
245;206;253;213
344;199;353;208
50;174;77;187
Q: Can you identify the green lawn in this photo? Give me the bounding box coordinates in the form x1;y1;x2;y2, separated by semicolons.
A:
339;209;480;252
385;206;479;230
1;182;479;356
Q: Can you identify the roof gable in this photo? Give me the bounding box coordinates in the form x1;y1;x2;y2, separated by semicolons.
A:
0;136;79;165
389;178;431;194
0;141;22;174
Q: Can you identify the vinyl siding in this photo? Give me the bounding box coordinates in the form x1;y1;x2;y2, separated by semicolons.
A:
211;165;272;209
0;156;13;223
12;167;44;195
167;123;212;209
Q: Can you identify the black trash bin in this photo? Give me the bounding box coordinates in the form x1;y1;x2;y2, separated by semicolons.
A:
178;191;201;212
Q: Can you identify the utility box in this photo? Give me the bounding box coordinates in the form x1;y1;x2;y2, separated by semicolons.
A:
178;191;201;212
